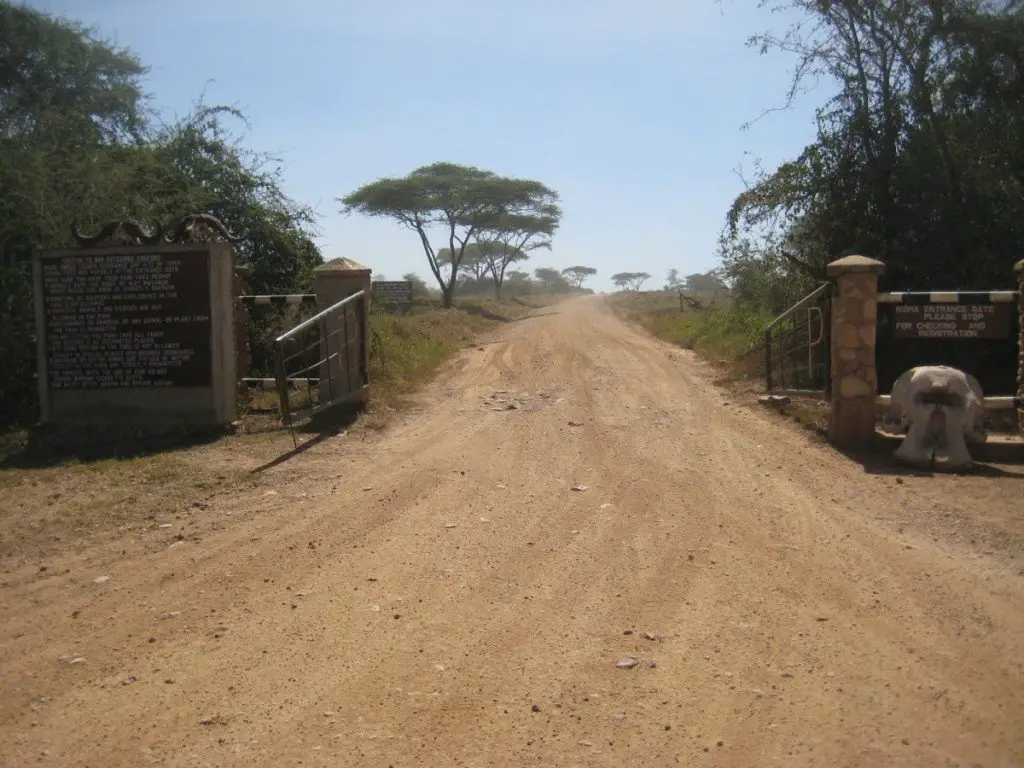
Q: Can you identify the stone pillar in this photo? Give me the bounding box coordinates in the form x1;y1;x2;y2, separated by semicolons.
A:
826;255;886;448
1016;259;1023;435
313;257;372;404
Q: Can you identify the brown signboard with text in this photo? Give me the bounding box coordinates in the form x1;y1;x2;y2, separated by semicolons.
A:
40;250;212;389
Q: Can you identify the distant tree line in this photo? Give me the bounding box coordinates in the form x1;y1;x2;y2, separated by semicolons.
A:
377;263;598;300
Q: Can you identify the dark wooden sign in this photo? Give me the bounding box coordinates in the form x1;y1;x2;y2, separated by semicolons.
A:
892;303;1014;340
40;250;212;389
372;280;413;310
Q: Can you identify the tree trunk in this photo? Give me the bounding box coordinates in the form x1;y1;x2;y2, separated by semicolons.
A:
442;284;455;309
493;266;506;300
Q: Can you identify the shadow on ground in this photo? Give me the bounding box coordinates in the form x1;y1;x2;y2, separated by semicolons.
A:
249;405;363;473
1;403;364;471
458;304;559;323
840;432;1024;479
2;426;230;469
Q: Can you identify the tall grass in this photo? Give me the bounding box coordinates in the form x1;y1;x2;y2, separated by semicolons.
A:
645;307;769;359
609;291;770;364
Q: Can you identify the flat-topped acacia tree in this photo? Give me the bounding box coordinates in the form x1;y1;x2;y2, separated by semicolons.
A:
340;162;559;307
474;205;561;298
437;243;491;281
562;266;597;289
612;272;651;291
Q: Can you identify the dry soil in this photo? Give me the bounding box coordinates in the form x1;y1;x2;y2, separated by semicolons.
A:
2;296;1023;767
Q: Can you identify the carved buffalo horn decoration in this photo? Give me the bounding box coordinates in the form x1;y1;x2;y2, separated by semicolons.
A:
71;218;163;247
165;214;247;245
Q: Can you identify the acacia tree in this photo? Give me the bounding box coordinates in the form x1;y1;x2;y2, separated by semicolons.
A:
665;268;683;290
561;265;597;288
341;163;559;307
438;244;491;280
534;267;572;293
473;203;562;298
464;245;492;281
611;272;651;291
475;240;526;294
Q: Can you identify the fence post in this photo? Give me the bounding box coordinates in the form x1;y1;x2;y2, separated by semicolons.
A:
233;264;252;393
1016;259;1023;434
826;255;886;448
313;257;372;405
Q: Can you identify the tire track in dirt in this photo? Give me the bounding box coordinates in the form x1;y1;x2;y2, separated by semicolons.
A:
1;296;1022;767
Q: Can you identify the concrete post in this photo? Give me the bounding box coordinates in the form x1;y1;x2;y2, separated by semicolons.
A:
1015;259;1023;435
826;255;886;448
313;257;372;404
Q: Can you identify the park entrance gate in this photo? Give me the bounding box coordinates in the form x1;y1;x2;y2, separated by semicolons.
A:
763;282;833;397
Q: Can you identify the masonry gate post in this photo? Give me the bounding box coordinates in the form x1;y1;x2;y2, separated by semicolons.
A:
1015;259;1024;435
826;255;886;448
313;257;372;404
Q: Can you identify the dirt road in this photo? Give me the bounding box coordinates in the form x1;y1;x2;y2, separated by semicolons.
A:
2;297;1023;767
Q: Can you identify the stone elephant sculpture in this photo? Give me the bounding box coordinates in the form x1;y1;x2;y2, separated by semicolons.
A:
884;365;986;471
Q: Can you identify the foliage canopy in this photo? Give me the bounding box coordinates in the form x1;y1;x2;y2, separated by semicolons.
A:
340;163;560;306
720;0;1024;313
0;1;322;425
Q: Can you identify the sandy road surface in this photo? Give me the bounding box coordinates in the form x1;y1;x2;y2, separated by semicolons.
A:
2;297;1023;767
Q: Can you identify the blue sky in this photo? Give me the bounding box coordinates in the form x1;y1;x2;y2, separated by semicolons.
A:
27;0;822;292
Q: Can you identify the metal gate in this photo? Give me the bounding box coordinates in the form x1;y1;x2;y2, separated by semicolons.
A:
764;282;832;396
236;294;319;386
273;290;369;444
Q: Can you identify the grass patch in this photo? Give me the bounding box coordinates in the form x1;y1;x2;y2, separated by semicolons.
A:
368;294;561;408
608;291;768;365
0;447;252;558
608;292;835;438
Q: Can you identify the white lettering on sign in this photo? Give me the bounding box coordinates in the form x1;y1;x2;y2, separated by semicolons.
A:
40;250;213;389
892;302;1012;339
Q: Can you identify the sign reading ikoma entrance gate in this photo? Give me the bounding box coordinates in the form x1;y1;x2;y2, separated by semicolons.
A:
893;303;1014;339
34;242;237;427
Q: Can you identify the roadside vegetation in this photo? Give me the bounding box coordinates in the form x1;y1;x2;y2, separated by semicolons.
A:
606;270;765;369
365;293;563;413
0;3;584;551
716;1;1023;310
614;1;1023;431
611;292;766;363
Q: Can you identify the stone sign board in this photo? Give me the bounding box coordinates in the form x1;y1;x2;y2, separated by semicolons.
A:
893;303;1014;340
34;243;237;426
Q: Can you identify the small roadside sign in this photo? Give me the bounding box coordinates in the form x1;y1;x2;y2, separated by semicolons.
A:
372;281;413;313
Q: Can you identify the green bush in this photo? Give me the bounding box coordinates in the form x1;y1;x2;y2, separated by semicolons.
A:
645;307;769;360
